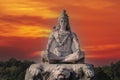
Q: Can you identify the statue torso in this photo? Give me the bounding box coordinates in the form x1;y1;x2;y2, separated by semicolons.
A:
52;30;73;56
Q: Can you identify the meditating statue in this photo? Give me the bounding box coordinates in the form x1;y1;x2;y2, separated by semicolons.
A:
41;10;85;64
25;10;95;80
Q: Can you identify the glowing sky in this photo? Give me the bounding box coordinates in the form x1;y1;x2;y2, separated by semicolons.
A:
0;0;120;66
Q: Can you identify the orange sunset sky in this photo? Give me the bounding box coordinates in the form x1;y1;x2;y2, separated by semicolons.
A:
0;0;120;66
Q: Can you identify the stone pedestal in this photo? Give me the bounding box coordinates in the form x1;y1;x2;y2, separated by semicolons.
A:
25;63;95;80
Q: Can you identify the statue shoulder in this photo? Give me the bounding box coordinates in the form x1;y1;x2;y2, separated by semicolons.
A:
71;32;77;38
48;31;55;39
49;31;58;38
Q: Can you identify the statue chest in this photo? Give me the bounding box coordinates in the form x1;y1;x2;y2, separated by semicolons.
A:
55;35;73;53
53;31;72;47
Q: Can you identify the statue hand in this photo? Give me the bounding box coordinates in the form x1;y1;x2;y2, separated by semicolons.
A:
54;48;61;56
83;65;94;78
84;69;94;78
29;64;42;76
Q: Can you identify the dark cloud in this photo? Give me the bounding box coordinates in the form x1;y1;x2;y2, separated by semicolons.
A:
0;36;48;61
0;15;57;28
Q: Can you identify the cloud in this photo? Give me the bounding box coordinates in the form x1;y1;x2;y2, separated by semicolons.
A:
0;15;52;38
85;49;120;66
29;51;41;58
0;25;51;37
73;0;115;9
0;36;48;60
0;0;118;19
0;0;59;19
84;44;120;51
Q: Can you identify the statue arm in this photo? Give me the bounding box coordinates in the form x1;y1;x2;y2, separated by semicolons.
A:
72;33;80;52
46;32;54;51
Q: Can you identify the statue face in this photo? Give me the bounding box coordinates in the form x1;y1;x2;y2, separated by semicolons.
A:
59;18;68;29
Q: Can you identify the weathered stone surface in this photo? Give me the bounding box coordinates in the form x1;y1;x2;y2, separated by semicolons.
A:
41;10;85;64
25;10;95;80
25;63;94;80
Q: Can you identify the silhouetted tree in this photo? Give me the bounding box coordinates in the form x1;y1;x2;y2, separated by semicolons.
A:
111;61;120;80
0;58;34;80
0;58;119;80
95;67;111;80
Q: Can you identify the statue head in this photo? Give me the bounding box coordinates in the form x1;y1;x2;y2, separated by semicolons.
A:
54;10;71;31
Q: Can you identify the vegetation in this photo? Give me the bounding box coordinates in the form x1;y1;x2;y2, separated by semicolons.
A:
0;58;119;80
94;61;120;80
0;58;34;80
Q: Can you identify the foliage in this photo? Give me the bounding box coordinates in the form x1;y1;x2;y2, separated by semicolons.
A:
0;58;34;80
94;61;120;80
0;58;119;80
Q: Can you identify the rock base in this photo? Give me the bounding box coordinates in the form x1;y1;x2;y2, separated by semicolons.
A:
25;63;95;80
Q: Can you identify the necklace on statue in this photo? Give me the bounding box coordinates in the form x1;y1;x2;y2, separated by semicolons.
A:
57;30;70;46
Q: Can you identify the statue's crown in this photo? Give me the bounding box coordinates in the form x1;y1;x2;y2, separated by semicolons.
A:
60;10;68;18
